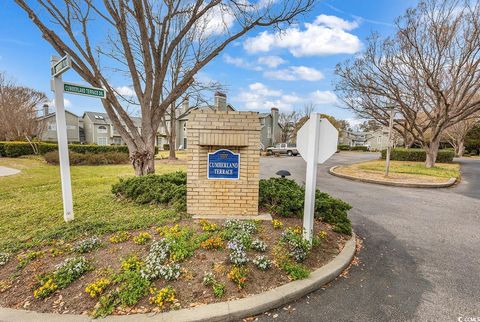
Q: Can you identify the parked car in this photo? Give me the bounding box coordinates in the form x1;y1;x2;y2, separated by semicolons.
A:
266;143;299;156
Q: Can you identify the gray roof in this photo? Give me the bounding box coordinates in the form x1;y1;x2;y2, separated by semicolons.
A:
83;111;142;128
37;110;79;120
258;113;270;118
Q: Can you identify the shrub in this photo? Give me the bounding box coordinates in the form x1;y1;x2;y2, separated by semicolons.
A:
253;255;272;271
133;232;153;245
0;253;10;267
228;266;248;289
350;146;369;151
149;286;176;308
115;270;151;307
0;142;33;157
157;225;198;261
281;261;310;280
85;278;111;298
212;282;226;298
44;151;129;165
259;178;352;235
280;229;312;262
251;239;267;252
109;231;131;244
380;148;454;163
54;257;92;288
163;144;170;151
337;144;350;151
112;172;187;212
73;236;101;253
0;141;158;157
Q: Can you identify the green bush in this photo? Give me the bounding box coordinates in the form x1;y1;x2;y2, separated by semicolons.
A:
0;142;33;157
337;144;350;151
380;148;454;163
163;144;170;151
112;172;187;212
44;151;130;165
259;178;352;235
350;146;369;151
0;141;158;157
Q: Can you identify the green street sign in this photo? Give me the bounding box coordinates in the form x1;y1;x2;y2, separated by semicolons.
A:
51;55;71;77
63;82;106;99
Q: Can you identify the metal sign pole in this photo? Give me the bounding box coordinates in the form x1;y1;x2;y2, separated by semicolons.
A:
303;113;321;241
51;56;74;222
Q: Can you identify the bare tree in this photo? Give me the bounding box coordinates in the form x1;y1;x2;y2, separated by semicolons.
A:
359;119;382;132
335;0;480;167
15;0;314;175
443;114;480;157
0;72;47;144
278;110;300;143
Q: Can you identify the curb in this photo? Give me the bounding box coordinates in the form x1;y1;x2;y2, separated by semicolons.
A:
0;234;357;322
329;166;457;188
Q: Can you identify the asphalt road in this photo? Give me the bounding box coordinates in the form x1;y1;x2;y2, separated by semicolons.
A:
258;152;480;322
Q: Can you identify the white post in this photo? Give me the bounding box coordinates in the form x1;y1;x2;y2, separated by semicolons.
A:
51;58;74;222
303;113;321;242
385;108;395;177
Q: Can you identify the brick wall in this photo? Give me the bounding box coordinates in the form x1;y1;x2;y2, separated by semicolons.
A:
187;109;261;216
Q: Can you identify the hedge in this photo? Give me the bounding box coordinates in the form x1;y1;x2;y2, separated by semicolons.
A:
0;141;158;157
337;145;369;152
380;148;454;163
45;151;130;166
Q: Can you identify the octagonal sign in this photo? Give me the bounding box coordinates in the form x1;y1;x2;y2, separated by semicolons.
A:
296;117;338;164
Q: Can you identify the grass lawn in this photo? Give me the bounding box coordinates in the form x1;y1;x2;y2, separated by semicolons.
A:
157;150;187;160
335;160;460;183
0;157;186;253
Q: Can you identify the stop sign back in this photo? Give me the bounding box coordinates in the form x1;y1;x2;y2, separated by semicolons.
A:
296;117;338;164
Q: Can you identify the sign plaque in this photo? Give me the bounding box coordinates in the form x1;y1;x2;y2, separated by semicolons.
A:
207;149;240;180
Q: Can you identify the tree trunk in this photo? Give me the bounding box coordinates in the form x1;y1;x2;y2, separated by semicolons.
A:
130;133;156;176
168;104;177;160
457;140;465;157
425;138;440;168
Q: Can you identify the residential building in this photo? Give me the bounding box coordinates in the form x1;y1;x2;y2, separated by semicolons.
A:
82;111;142;145
37;104;81;143
339;127;403;151
158;92;283;150
259;107;282;149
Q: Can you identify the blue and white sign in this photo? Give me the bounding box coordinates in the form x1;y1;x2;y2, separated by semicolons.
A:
208;149;240;180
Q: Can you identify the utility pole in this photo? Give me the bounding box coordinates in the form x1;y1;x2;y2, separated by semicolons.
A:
385;107;395;177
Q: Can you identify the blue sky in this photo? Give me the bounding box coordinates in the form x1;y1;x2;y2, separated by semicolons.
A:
0;1;418;124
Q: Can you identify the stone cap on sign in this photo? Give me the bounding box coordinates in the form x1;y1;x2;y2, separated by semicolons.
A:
188;109;261;132
199;133;248;146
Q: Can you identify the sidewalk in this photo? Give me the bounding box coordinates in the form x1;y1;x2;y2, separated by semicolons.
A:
0;166;20;177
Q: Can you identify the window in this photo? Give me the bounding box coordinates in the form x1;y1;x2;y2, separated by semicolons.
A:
67;125;76;130
98;125;108;133
48;122;56;131
267;126;272;139
260;118;265;125
98;137;108;145
183;121;187;133
113;137;122;145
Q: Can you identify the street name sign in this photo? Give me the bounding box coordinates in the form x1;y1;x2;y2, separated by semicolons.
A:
207;149;240;180
51;55;71;77
64;82;106;99
296;114;339;241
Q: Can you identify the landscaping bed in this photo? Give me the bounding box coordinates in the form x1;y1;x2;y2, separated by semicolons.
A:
0;218;348;317
332;160;460;184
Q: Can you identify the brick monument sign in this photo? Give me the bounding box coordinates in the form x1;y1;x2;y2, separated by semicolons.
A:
186;108;261;218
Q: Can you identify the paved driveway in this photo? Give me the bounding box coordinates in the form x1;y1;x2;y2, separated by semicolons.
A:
258;152;480;322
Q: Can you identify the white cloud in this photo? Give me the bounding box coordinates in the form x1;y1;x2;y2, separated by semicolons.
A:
223;54;262;71
234;83;339;113
264;66;324;81
309;90;339;105
243;14;361;57
314;14;359;30
115;86;135;97
200;5;236;36
257;55;287;68
50;98;72;108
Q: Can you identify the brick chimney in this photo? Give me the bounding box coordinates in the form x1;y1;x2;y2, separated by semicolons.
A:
271;107;279;144
214;91;227;111
43;104;49;116
181;97;189;115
